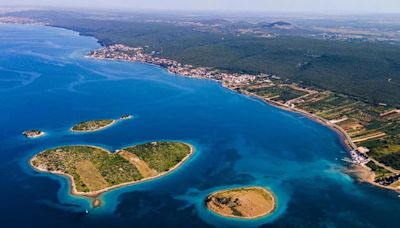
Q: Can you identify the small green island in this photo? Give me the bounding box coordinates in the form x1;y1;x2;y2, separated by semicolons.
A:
71;115;134;132
206;187;276;219
30;142;193;201
71;119;116;132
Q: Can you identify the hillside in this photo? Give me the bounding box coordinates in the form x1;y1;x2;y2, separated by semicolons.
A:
6;10;400;106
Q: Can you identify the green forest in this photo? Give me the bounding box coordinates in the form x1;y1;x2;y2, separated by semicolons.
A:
9;10;400;106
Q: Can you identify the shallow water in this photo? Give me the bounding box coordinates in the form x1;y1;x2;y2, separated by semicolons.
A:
0;24;399;227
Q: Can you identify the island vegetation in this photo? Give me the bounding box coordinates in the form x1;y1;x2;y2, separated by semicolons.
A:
71;115;134;132
30;142;193;198
206;187;276;219
71;119;116;132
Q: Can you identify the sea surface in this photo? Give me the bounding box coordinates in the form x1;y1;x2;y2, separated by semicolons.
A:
0;24;399;228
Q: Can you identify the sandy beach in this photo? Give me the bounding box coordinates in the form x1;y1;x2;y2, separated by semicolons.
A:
345;164;400;192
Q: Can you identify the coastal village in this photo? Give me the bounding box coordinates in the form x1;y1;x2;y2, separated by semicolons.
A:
89;44;400;191
88;44;257;87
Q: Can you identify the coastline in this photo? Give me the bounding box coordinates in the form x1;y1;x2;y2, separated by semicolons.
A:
345;164;400;192
86;51;395;191
242;92;400;193
240;91;357;151
22;19;398;193
86;53;356;151
29;142;195;198
2;17;400;228
88;55;356;150
206;186;277;220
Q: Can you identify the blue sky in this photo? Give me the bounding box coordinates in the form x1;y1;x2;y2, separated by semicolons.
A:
2;0;400;13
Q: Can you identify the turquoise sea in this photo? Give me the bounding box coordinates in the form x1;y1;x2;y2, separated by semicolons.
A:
0;24;399;227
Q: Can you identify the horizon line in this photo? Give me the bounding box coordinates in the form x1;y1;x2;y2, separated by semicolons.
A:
2;5;400;17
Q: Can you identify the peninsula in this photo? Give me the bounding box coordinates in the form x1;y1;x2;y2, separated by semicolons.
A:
88;44;400;191
206;187;276;219
30;142;193;198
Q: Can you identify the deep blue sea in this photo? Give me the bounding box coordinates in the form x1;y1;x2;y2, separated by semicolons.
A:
0;24;399;228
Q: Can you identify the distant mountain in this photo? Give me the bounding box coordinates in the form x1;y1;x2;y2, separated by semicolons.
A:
197;19;232;26
260;21;293;29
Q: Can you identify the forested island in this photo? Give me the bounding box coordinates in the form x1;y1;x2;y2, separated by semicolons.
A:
71;119;116;132
30;142;193;199
71;115;133;132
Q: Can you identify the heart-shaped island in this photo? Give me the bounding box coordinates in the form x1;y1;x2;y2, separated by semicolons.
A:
30;142;193;200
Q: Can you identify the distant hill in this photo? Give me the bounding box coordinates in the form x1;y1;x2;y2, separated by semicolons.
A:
261;21;293;29
197;19;232;26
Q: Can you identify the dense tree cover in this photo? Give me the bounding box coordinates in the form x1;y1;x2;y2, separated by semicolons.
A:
379;152;400;170
124;142;191;172
8;10;400;106
365;161;391;178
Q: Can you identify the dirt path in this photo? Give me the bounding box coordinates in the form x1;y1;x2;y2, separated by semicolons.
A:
353;132;386;143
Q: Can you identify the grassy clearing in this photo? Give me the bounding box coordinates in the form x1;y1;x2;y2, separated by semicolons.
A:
76;160;109;191
206;187;275;219
123;142;191;173
118;150;158;178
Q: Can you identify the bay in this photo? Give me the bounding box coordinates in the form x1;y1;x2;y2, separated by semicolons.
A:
0;24;399;227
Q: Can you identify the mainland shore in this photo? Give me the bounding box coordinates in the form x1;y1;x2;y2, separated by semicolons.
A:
87;48;357;154
240;87;400;193
88;44;400;192
87;45;356;151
